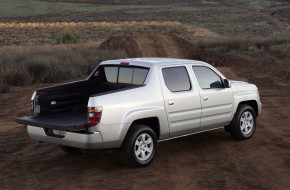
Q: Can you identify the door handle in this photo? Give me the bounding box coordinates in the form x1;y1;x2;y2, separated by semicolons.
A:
203;97;208;101
168;101;174;105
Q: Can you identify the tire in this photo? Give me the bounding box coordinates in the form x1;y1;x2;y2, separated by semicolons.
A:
59;145;83;154
230;104;257;140
120;125;157;167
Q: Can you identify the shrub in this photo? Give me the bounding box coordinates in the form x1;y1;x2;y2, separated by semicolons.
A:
44;63;82;83
4;67;33;86
26;62;49;83
56;27;80;44
248;45;259;52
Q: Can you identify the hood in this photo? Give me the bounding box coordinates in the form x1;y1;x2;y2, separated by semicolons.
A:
230;80;248;84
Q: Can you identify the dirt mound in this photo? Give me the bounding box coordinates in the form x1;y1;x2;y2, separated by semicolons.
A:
98;34;195;58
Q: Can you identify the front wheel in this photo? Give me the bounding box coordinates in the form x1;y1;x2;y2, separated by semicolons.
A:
120;125;157;167
230;104;257;140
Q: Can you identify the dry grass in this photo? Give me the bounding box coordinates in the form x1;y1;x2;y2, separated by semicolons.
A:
0;21;217;46
195;38;290;53
0;21;199;46
0;43;127;93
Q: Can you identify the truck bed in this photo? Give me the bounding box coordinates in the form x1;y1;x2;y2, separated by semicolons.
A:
16;79;140;131
35;80;138;116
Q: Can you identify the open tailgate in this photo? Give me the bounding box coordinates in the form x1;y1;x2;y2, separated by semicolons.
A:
16;112;88;131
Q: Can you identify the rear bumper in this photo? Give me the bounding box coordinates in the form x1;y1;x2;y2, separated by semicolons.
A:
27;125;103;149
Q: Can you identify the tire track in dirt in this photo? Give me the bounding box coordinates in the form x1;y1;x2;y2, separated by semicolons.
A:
98;34;195;58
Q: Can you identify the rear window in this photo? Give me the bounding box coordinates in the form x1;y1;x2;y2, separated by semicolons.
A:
94;65;149;85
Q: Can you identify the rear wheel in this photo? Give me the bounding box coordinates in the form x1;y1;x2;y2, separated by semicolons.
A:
230;104;257;140
120;125;157;167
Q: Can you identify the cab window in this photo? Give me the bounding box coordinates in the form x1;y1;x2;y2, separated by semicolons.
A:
162;66;191;92
192;66;224;89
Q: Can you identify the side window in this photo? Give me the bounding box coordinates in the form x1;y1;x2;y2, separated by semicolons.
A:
192;66;224;89
162;66;191;92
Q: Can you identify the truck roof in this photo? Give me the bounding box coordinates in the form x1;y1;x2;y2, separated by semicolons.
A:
100;58;210;68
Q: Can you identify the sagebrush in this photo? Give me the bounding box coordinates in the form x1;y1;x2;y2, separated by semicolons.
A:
56;27;80;44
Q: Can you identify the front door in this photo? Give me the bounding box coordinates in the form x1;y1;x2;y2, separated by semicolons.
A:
160;65;202;137
192;66;234;131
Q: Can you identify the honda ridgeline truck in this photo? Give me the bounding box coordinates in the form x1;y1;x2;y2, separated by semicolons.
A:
16;58;262;167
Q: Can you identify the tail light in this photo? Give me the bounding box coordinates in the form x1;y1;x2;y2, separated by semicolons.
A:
88;107;103;126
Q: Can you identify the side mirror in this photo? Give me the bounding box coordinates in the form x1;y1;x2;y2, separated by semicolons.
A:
224;79;231;88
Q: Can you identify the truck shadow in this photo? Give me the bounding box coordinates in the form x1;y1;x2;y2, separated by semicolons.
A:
37;129;234;171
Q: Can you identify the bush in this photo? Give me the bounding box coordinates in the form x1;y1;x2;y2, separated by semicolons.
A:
56;27;80;44
44;63;82;83
4;68;33;86
26;62;49;83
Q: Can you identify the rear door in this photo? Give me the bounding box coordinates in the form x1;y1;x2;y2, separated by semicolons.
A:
159;65;202;137
192;66;233;131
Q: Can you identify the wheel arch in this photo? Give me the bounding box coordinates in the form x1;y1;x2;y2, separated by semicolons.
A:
237;100;258;116
119;116;161;149
129;117;160;140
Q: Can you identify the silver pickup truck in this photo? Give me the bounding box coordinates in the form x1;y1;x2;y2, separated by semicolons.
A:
17;58;261;167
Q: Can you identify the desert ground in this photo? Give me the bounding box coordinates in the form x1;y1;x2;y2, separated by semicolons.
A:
0;0;290;189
